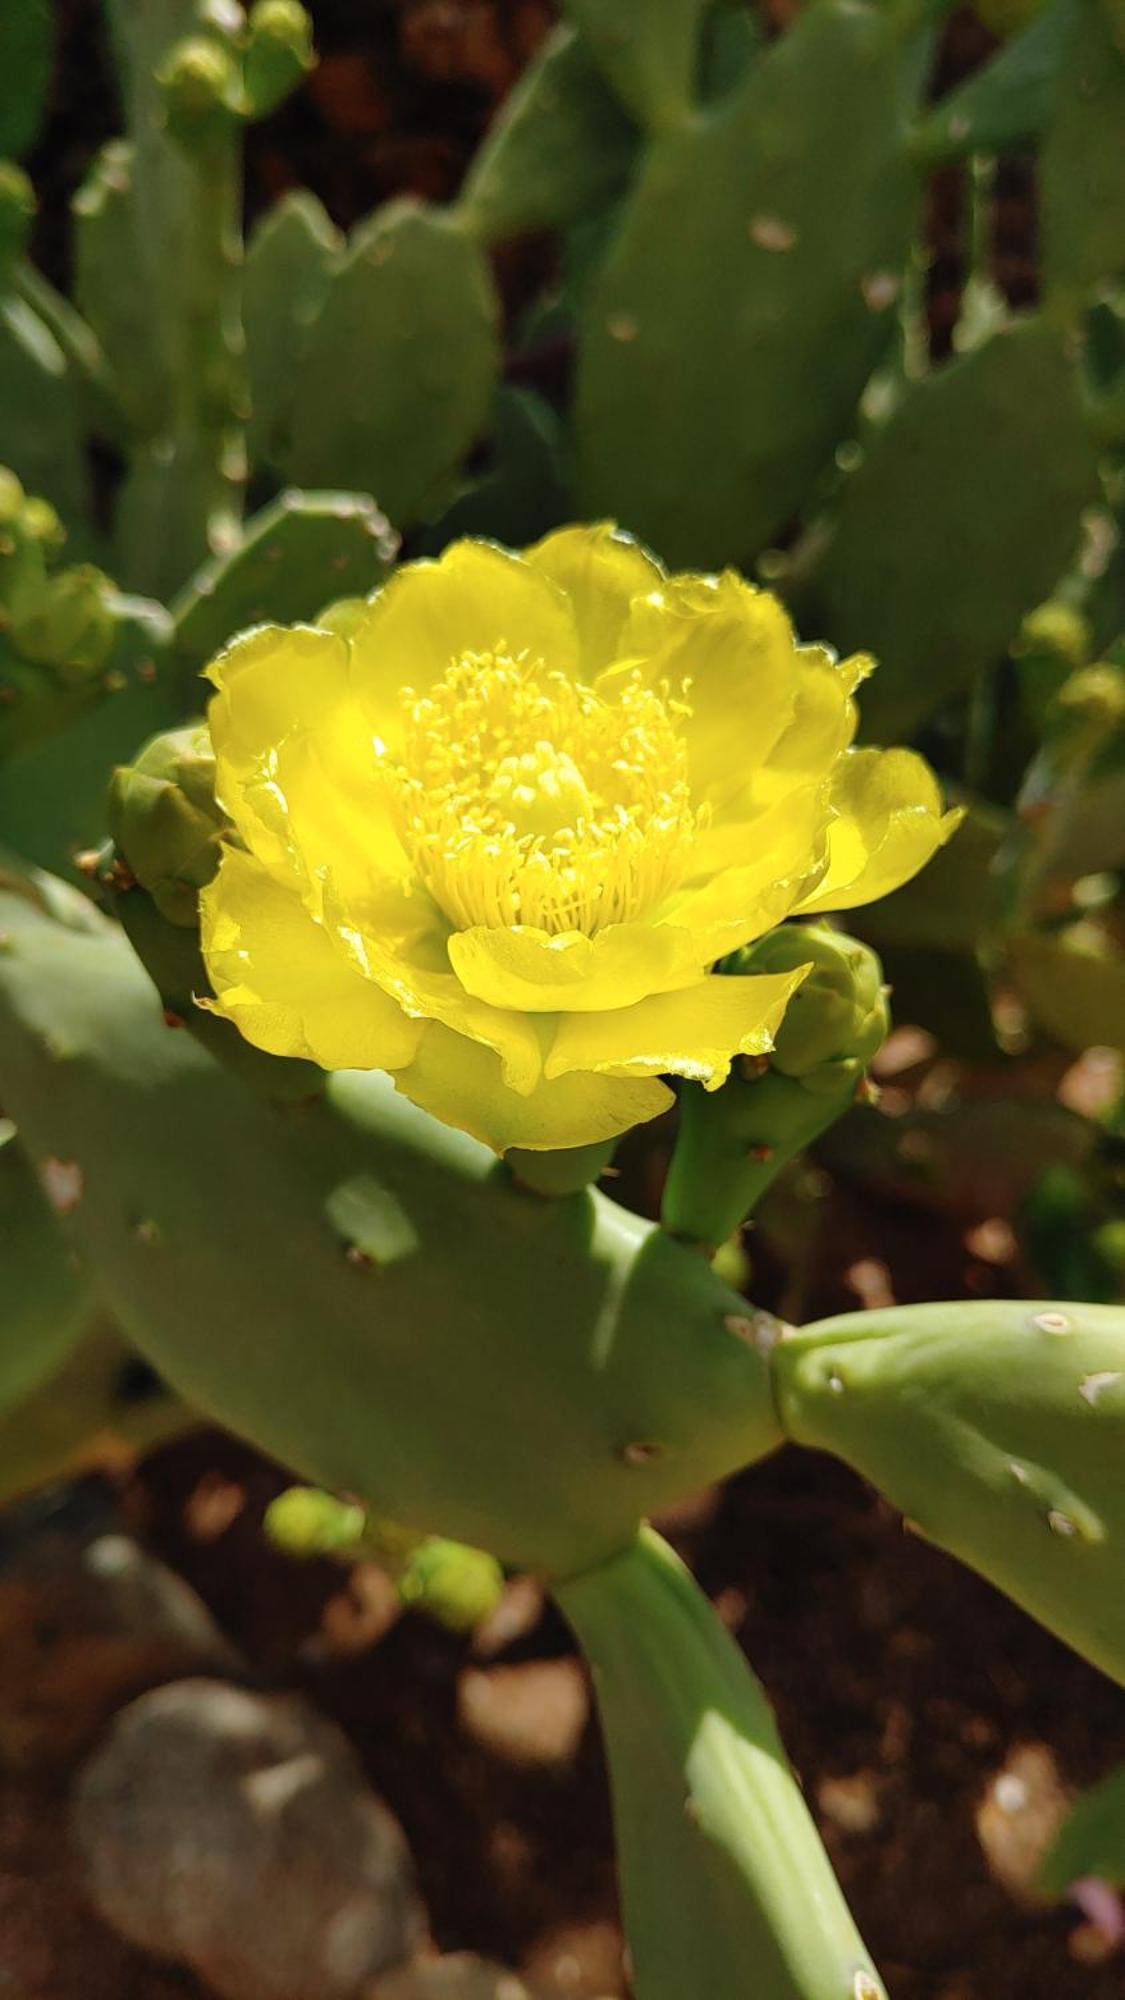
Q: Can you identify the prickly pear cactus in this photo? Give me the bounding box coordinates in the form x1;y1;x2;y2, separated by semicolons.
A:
285;202;501;529
776;1299;1125;1686
575;0;917;567
804;317;1099;740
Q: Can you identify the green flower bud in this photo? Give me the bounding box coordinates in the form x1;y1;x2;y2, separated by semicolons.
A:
0;162;35;284
724;921;889;1087
1053;663;1125;734
242;0;315;118
663;924;888;1249
21;496;65;551
263;1485;368;1558
397;1538;504;1632
0;466;24;525
109;723;227;925
11;564;117;680
158;35;243;145
1017;600;1091;672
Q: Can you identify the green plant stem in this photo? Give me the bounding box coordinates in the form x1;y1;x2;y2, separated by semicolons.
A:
556;1527;886;2000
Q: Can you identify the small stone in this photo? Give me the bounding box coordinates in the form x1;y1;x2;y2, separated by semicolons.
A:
73;1679;426;2000
0;1527;239;1768
817;1772;881;1835
457;1657;589;1768
975;1744;1071;1901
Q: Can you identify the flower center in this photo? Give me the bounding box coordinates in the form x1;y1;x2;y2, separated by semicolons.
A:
381;649;696;934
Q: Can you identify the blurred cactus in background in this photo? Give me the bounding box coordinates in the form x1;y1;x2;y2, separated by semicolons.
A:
1;0;1124;1995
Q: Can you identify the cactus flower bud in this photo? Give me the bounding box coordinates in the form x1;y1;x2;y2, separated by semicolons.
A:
0;162;35;285
263;1485;369;1558
396;1538;505;1632
109;724;227;925
11;564;117;680
729;922;889;1088
157;35;243;145
662;923;889;1248
242;0;315;118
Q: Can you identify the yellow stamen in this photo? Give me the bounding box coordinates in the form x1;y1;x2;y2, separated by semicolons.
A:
380;649;697;934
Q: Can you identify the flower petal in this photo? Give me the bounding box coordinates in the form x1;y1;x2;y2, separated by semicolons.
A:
200;846;423;1073
393;1022;673;1153
207;623;402;901
544;966;810;1091
757;647;868;796
350;539;578;747
524;522;664;675
323;885;546;1096
616;569;799;807
447;921;705;1014
661;783;830;955
795;748;963;916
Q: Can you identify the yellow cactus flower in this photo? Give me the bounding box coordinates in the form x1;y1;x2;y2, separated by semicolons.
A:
199;525;959;1153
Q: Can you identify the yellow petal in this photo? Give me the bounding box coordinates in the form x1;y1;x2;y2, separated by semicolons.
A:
616;570;799;807
544;966;810;1091
350;538;578;748
447;921;705;1014
206;623;402;902
393;1021;673;1153
524;522;664;674
758;647;868;795
661;783;830;956
200;846;423;1073
795;747;963;916
323;885;545;1096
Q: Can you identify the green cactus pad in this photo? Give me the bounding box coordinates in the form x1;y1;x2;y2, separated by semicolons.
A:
243;191;342;471
0;297;87;525
1040;0;1125;311
0;1121;93;1419
1040;1761;1125;1893
557;1528;886;1999
775;1298;1125;1688
807;317;1099;741
912;0;1074;164
0;885;783;1576
72;142;170;442
286;201;501;530
170;488;397;674
561;0;709;130
574;0;916;569
0;0;52;160
457;25;638;246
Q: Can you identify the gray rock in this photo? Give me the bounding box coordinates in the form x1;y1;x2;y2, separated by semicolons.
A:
73;1678;426;2000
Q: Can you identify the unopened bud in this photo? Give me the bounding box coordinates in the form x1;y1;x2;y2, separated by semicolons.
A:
1017;600;1091;672
109;723;226;925
242;0;315;118
158;35;242;143
263;1485;368;1558
12;564;116;679
397;1538;504;1632
726;922;888;1084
